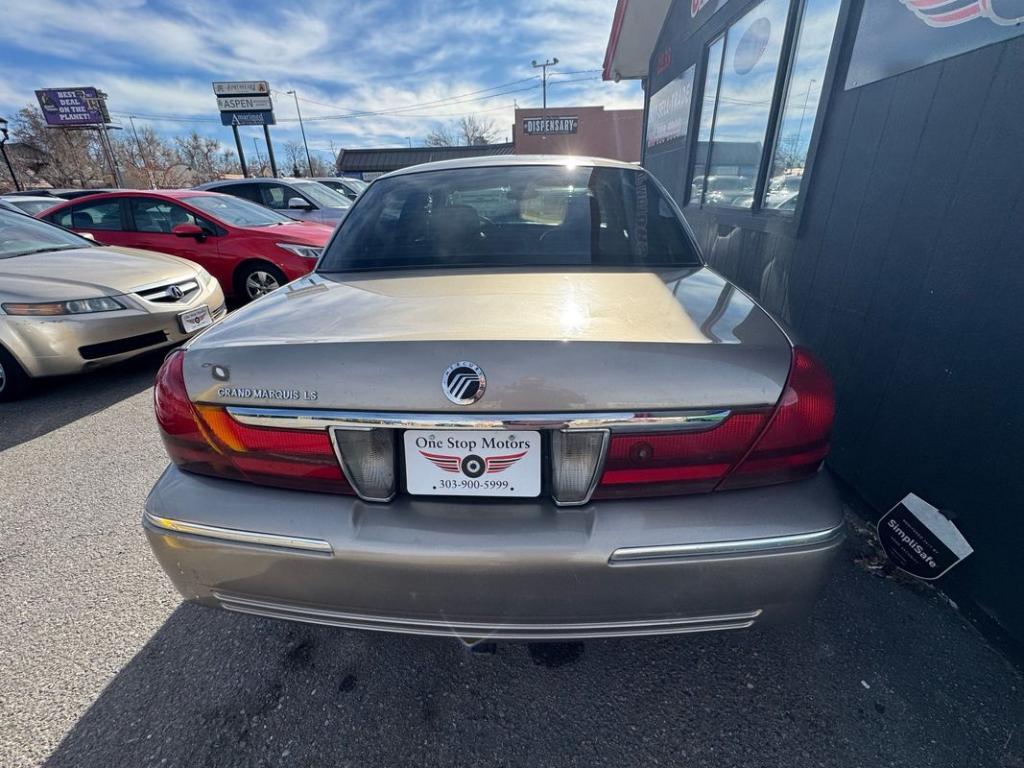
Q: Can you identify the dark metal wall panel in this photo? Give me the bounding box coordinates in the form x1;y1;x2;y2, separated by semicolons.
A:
657;4;1024;640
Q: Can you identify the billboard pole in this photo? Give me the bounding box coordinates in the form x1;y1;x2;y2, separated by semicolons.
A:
263;124;278;177
231;121;249;178
97;122;123;188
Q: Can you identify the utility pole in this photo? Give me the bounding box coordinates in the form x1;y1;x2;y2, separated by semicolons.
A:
286;90;313;176
0;116;21;191
252;137;265;174
129;116;156;188
531;57;559;111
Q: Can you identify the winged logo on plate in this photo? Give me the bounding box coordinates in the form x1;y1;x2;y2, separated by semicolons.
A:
420;451;527;478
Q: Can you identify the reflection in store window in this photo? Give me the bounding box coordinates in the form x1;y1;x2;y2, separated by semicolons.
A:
647;65;696;149
690;36;725;204
703;0;790;209
764;0;842;212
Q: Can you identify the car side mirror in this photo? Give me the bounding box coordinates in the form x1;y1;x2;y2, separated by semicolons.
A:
172;223;205;240
80;232;96;241
287;196;311;210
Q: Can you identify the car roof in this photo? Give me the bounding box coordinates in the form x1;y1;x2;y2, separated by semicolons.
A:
0;195;60;203
41;189;227;210
197;178;315;188
0;198;26;213
383;154;639;179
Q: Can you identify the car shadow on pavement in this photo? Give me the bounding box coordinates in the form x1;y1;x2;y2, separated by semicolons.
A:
41;551;1024;768
0;348;167;452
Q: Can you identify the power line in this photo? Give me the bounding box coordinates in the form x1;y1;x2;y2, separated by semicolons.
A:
278;75;540;115
114;99;520;129
546;76;602;86
277;82;540;121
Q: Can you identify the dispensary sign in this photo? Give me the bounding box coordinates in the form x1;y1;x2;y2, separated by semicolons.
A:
35;87;107;126
522;116;579;135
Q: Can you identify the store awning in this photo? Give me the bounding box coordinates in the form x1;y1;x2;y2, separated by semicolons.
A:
602;0;672;82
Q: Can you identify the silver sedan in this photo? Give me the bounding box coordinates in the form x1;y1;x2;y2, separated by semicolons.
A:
145;156;842;640
0;209;225;400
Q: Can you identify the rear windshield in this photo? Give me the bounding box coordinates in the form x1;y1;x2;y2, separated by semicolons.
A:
182;194;293;227
318;165;701;272
292;181;351;209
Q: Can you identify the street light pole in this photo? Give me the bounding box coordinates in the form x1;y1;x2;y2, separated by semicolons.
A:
286;90;314;177
0;116;22;191
531;57;559;111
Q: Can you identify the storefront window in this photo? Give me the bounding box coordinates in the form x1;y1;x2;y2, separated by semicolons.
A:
763;0;842;212
647;64;697;149
703;0;790;209
690;36;725;204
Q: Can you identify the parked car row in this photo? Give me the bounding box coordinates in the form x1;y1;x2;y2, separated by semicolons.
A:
0;176;369;400
41;190;333;301
0;208;224;400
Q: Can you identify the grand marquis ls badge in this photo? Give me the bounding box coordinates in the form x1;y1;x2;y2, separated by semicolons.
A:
442;361;486;405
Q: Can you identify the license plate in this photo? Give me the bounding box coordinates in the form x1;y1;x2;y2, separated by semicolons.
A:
403;430;541;498
178;305;213;334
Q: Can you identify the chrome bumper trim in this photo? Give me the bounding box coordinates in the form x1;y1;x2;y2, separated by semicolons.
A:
609;524;845;564
214;592;762;639
143;511;332;554
226;406;732;433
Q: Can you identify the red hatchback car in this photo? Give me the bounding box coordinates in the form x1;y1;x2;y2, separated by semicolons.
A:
42;190;335;301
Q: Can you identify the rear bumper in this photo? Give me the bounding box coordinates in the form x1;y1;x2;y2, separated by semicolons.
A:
144;466;844;640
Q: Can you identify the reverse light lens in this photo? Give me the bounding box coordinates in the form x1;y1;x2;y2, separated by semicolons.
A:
3;296;125;315
551;430;609;505
154;350;353;495
278;243;323;260
329;428;396;501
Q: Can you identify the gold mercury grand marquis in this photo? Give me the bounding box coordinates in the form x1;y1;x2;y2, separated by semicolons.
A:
145;156;844;641
0;208;224;400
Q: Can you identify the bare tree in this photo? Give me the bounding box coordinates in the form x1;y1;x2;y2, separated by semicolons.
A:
424;115;499;147
6;106;106;187
175;131;239;183
424;123;458;147
114;125;193;188
459;115;499;146
283;141;307;176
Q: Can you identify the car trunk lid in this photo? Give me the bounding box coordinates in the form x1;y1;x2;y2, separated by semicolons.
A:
183;268;792;412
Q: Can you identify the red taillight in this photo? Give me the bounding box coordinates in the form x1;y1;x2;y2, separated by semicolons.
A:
153;350;353;494
717;346;834;490
592;346;834;498
592;412;769;499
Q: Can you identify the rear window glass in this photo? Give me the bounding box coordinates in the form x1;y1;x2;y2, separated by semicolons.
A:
318;165;701;272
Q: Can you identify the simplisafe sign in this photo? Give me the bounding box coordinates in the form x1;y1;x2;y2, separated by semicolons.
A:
877;493;973;580
522;116;578;135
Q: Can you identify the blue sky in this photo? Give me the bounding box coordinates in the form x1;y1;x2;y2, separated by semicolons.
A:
0;0;642;163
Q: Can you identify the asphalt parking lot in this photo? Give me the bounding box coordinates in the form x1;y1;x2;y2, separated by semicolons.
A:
1;355;1022;768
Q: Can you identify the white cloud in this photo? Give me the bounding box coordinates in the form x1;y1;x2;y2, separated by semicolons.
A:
0;0;639;150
